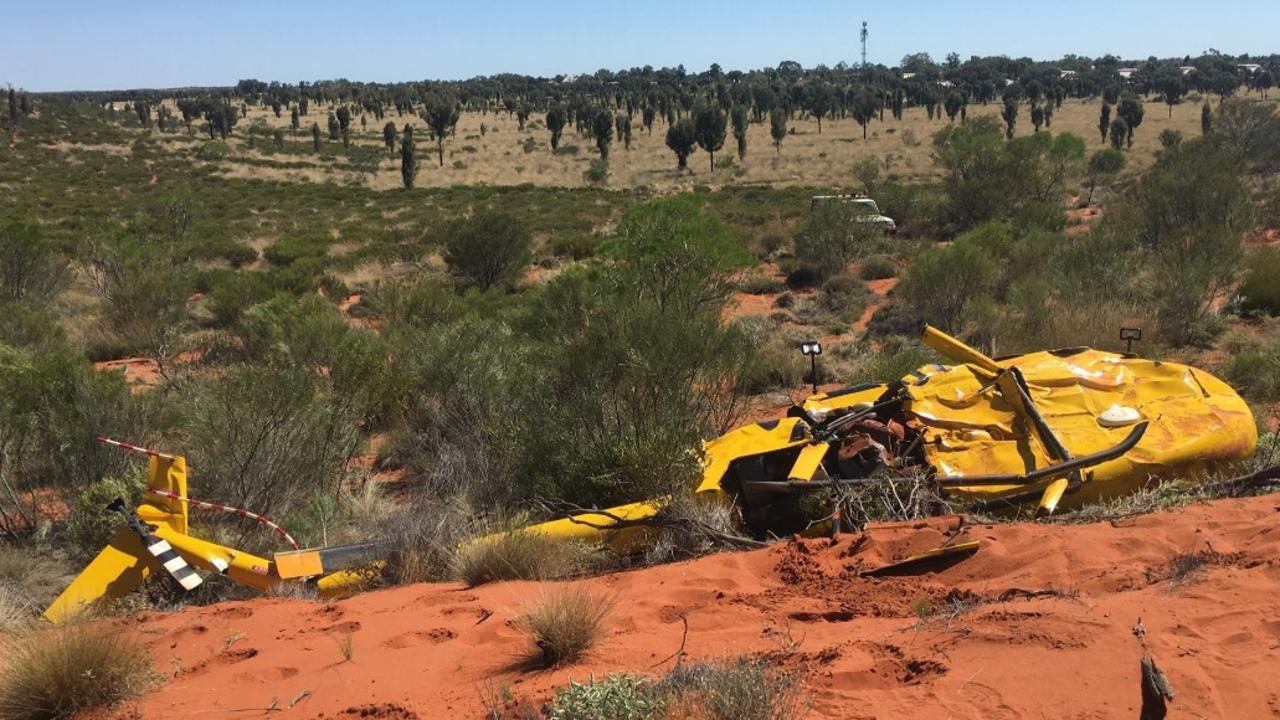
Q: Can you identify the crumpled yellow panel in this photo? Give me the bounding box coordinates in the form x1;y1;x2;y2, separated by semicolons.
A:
907;348;1256;506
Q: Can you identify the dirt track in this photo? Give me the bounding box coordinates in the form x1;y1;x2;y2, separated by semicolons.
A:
111;493;1280;718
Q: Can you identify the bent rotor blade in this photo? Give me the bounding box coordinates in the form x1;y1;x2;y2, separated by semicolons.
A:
141;534;203;591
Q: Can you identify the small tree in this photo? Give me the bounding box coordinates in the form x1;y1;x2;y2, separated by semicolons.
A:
1031;105;1045;132
1099;103;1111;143
944;92;963;122
808;85;832;134
327;112;339;140
311;122;321;151
336;106;351;132
730;105;749;160
591;108;612;160
642;105;656;135
1001;98;1018;139
1160;74;1186;118
7;88;17;124
425;99;459;167
1201;102;1213;135
442;211;533;290
665;118;697;169
1117;96;1144;148
769;108;787;153
852;89;878;139
619;115;633;150
273;128;284;150
1084;148;1124;204
1109;117;1128;150
290;107;299;134
383;121;397;155
694;105;727;171
400;125;416;189
546;105;566;150
516;104;530;130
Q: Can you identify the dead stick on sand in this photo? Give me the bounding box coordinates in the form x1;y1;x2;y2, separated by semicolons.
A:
650;614;689;669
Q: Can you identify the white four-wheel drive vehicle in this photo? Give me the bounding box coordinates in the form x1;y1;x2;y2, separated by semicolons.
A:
810;195;897;235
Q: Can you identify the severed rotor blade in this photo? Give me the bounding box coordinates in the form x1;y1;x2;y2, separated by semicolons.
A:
108;498;203;592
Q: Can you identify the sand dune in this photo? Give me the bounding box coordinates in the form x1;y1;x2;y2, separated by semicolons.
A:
107;493;1280;718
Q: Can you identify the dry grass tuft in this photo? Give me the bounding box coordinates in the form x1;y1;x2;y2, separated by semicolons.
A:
0;622;155;720
517;584;613;667
659;658;807;720
454;528;597;587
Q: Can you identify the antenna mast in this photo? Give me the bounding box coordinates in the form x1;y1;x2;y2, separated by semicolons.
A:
860;21;868;69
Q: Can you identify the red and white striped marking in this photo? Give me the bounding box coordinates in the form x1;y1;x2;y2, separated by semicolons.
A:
95;435;176;460
144;487;300;550
96;435;300;551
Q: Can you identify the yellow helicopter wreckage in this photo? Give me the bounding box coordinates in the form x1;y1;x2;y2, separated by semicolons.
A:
45;326;1263;622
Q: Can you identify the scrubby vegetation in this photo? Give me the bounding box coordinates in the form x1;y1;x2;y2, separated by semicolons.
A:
0;623;154;720
0;56;1278;634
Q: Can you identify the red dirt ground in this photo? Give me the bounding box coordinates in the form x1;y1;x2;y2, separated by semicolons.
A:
103;493;1280;719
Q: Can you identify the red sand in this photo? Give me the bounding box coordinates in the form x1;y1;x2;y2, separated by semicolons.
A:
101;493;1280;719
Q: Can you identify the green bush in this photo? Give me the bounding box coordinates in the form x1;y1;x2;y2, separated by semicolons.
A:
204;271;275;327
195;140;231;160
583;159;609;186
263;234;330;266
819;274;873;321
738;274;785;295
660;659;806;720
548;674;664;720
858;254;897;280
549;233;601;261
442;210;533;291
64;472;144;562
1238;247;1280;316
793;204;881;279
898;240;996;336
1221;336;1280;402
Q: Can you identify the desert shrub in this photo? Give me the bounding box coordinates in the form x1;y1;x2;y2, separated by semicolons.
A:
0;623;155;720
1237;246;1280;316
1112;139;1251;345
858;254;897;280
221;242;258;267
0;223;71;303
517;585;613;666
1221;335;1280;402
235;293;351;366
549;233;601;260
548;674;664;720
793;204;881;279
784;265;821;289
195;140;230;160
848;338;942;385
442;210;533;291
0;301;66;349
660;658;806;720
0;346;165;537
897;240;996;336
513;196;753;505
184;363;362;523
263;233;330;266
454;528;592;586
819;274;873;321
773;292;795;309
737;273;785;295
63;472;145;562
732;316;806;393
583;159;609;186
362;276;460;329
204;271;275;327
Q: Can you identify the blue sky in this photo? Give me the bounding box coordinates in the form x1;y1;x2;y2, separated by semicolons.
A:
3;1;1276;91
